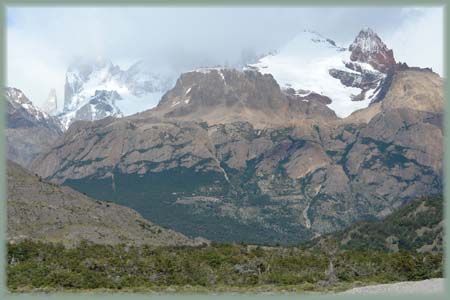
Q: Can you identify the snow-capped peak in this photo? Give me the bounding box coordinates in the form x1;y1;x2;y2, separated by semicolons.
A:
349;28;382;53
63;58;122;112
6;87;51;121
248;28;394;118
60;57;176;129
5;87;62;131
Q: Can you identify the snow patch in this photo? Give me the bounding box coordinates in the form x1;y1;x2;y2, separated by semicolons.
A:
194;67;223;74
171;101;181;107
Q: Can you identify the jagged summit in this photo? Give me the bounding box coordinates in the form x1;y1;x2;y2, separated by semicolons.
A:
349;27;384;53
349;27;396;72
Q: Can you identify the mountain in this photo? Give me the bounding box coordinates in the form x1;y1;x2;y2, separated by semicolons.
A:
41;88;58;115
5;87;63;167
308;195;443;253
7;160;206;247
348;27;395;72
59;58;174;129
29;28;443;245
59;90;123;128
151;68;337;127
247;28;396;118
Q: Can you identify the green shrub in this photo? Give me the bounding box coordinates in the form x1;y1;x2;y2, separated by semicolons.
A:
7;240;443;292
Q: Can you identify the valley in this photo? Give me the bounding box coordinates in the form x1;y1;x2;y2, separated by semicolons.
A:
5;23;445;294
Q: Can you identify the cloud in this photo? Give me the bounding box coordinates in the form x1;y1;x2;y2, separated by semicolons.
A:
7;25;67;109
6;6;444;109
385;7;444;76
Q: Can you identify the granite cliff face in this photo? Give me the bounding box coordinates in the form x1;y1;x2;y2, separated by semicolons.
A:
5;87;63;167
30;64;443;244
7;160;205;247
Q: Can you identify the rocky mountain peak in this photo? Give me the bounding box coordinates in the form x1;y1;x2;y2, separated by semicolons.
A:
152;68;336;127
158;68;280;109
41;88;58;115
349;28;395;72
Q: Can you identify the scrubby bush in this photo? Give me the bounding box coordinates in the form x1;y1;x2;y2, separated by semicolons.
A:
7;240;443;292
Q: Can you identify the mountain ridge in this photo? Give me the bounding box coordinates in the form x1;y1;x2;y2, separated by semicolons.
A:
7;160;206;247
30;65;443;244
5;87;63;167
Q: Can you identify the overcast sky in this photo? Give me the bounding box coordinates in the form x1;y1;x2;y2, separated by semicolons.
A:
6;5;444;108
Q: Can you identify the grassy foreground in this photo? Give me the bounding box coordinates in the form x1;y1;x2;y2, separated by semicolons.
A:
7;240;443;293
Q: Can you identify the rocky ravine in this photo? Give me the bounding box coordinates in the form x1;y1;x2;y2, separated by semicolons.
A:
8;160;206;247
30;66;443;244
